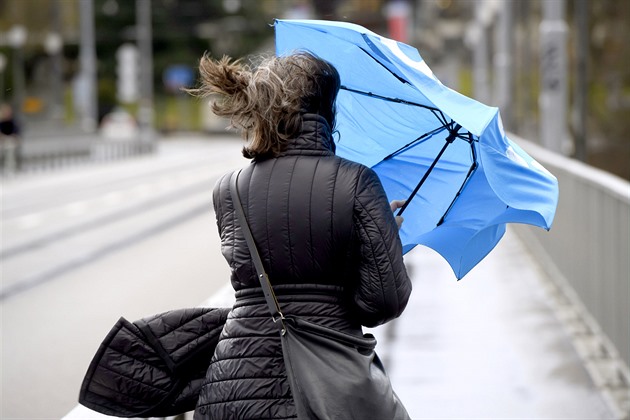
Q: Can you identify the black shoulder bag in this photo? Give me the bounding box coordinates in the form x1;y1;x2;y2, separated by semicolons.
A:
230;170;410;420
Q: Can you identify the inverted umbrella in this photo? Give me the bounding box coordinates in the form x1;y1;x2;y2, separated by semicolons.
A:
275;19;559;279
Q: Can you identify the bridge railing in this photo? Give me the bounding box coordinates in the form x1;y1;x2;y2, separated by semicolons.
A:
1;137;155;175
512;135;630;396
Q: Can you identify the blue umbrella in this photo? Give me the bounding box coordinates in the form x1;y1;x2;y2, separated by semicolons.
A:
275;19;559;279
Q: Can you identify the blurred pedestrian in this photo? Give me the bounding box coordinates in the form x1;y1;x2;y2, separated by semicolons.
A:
0;103;22;173
190;52;412;419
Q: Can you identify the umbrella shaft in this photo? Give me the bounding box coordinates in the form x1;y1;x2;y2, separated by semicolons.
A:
397;140;451;216
397;124;461;216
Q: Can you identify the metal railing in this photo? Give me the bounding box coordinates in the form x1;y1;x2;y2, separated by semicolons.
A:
1;138;155;175
512;135;630;405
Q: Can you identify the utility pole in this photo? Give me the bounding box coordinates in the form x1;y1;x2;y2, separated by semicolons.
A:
469;0;495;105
47;0;64;122
573;0;588;161
539;0;570;154
493;1;513;129
7;25;27;129
136;0;155;148
0;53;6;101
79;0;98;132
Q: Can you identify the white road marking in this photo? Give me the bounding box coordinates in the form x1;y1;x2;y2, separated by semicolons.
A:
65;201;88;216
17;214;43;229
9;168;216;231
157;176;176;191
102;192;123;206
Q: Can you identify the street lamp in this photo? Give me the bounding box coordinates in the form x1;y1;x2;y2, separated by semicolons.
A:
44;32;63;55
7;25;27;49
7;25;27;125
79;0;98;132
44;32;64;121
539;0;570;155
136;0;155;148
0;53;6;101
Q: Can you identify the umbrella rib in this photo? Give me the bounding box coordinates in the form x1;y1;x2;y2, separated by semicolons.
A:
430;109;449;127
382;125;448;161
456;134;474;143
340;86;445;116
437;133;478;226
357;46;411;85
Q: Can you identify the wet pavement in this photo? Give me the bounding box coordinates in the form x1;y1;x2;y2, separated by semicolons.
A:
375;228;617;419
68;227;618;420
60;138;620;419
199;228;619;419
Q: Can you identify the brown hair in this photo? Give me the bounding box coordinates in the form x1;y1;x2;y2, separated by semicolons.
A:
190;52;340;159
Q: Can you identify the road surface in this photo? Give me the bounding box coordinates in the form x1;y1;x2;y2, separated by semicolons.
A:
1;136;244;419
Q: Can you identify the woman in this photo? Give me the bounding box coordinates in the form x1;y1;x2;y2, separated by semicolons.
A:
192;52;412;419
0;103;22;172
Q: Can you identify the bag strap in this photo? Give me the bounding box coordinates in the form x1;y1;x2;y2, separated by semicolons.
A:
229;170;285;328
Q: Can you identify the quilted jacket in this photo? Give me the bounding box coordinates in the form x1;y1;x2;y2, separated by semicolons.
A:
194;114;412;419
79;307;230;417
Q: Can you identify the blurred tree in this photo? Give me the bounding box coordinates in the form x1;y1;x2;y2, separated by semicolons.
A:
581;0;630;179
312;0;340;18
92;0;274;87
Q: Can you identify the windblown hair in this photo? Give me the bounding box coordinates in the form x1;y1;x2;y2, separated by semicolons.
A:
190;52;340;159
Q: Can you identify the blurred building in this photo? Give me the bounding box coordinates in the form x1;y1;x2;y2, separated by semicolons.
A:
0;0;628;179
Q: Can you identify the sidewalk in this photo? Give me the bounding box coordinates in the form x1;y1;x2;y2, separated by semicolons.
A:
66;228;617;419
378;228;616;419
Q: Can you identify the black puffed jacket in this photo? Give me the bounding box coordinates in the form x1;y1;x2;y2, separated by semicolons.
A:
195;114;412;419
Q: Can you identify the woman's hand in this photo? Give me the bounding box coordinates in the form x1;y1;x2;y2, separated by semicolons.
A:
390;200;406;230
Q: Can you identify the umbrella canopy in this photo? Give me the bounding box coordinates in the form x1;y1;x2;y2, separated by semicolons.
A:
275;19;559;279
